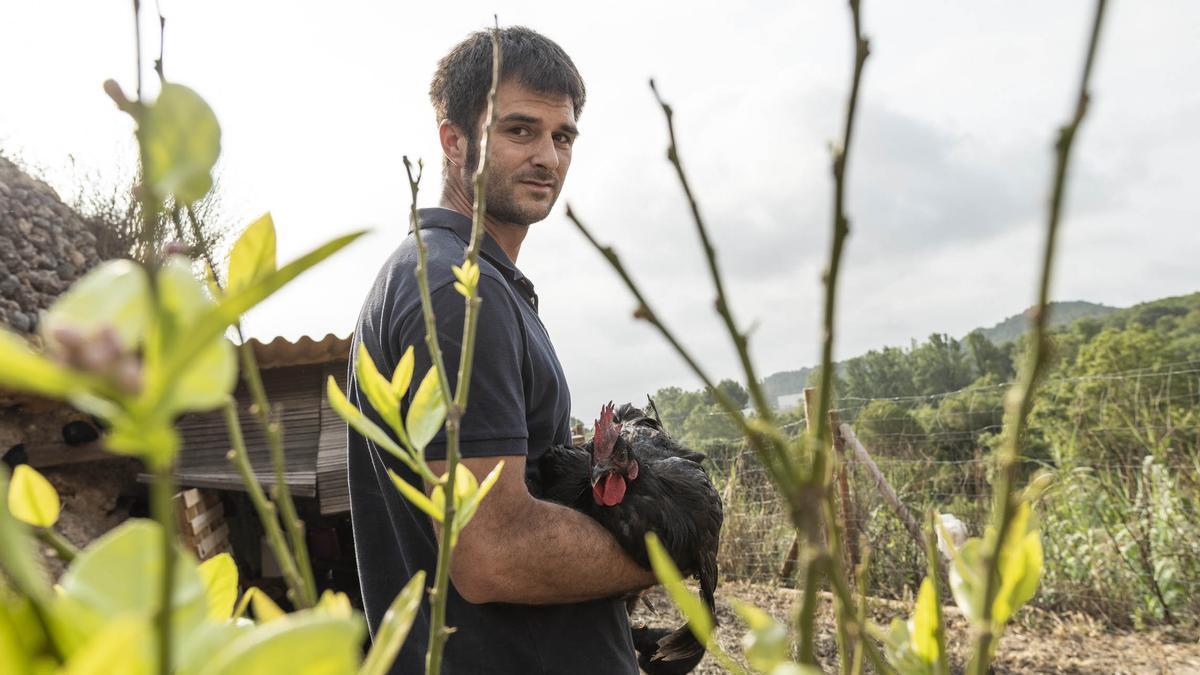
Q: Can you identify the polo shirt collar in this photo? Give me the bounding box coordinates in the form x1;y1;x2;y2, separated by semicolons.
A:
417;207;539;308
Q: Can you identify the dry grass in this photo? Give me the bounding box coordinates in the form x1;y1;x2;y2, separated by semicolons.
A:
632;581;1200;674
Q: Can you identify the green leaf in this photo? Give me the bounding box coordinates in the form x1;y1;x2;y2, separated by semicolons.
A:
911;577;940;664
199;611;363;675
231;587;267;621
249;589;284;624
0;466;49;602
994;503;1043;625
176;620;252;675
359;571;424;675
451;465;478;503
0;595;33;675
140;83;221;204
60;615;154;675
948;538;985;625
455;461;504;531
390;346;414;400
162;231;366;393
731;599;788;673
405;367;446;452
387;469;442;523
58;520;206;634
644;532;713;641
356;343;404;443
226;213;277;294
327;377;421;475
8;465;60;528
314;590;353;619
198;552;239;621
41;259;151;352
102;412;180;468
154;258;237;415
0;330;80;401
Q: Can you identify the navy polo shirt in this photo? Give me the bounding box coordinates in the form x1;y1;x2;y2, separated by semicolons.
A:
347;207;637;674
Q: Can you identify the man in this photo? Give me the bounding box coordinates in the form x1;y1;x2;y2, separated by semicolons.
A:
347;27;655;674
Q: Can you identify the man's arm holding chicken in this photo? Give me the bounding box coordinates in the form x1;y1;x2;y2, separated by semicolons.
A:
428;454;655;605
410;280;655;606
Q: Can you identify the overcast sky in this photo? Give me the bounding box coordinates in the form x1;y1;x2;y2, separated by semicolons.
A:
2;1;1197;419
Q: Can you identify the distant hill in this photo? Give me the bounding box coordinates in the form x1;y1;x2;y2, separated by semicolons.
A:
759;299;1121;408
757;295;1200;408
975;300;1119;344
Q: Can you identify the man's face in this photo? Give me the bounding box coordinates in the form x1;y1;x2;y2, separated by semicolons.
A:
463;79;579;226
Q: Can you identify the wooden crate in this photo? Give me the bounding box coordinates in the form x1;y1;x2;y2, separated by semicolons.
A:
175;487;230;561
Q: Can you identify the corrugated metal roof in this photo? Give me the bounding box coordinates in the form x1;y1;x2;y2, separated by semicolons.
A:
247;333;353;370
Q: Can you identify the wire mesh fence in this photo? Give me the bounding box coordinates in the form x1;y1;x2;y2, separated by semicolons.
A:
704;360;1200;628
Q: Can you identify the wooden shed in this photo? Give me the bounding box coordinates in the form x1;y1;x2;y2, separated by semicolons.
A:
174;332;353;515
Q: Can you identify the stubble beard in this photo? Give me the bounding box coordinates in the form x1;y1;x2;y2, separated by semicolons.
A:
463;144;559;226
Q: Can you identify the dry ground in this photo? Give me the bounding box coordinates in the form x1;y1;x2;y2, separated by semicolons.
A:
631;581;1200;674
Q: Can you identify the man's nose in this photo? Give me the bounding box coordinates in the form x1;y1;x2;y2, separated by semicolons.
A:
530;133;560;171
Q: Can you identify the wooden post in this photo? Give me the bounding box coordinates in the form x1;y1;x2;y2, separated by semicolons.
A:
779;388;818;581
830;411;860;573
839;423;949;587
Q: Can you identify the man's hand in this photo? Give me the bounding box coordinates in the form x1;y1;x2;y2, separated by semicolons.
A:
426;455;657;605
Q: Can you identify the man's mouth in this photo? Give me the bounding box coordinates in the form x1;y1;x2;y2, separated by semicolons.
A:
520;179;555;191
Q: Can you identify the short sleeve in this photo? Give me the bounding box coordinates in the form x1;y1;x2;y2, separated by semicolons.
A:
395;276;528;460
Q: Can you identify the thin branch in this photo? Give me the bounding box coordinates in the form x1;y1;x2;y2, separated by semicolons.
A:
564;206;800;499
797;0;870;665
149;464;175;675
969;1;1109;672
36;527;78;562
424;18;502;675
403;157;453;423
153;1;165;81
223;400;310;608
649;80;775;421
132;0;144;100
238;343;318;608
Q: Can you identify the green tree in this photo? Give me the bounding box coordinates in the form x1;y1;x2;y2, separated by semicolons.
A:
705;378;750;409
911;333;974;395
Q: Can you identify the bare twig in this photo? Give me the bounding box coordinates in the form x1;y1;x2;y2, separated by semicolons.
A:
238;343;318;608
564;207;799;498
35;527;78;562
797;0;870;665
223;400;310;608
648;80;775;421
151;0;165;82
424;18;502;675
969;2;1109;672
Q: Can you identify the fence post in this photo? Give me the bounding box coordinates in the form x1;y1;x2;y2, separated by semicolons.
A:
830;411;860;573
778;387;818;581
840;423;950;587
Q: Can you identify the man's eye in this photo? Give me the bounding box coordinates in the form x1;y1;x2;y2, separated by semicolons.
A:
554;134;573;145
511;127;531;137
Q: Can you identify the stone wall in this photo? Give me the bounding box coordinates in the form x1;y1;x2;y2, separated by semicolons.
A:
0;156;101;334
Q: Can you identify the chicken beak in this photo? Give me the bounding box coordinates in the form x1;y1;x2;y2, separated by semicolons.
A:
591;462;611;487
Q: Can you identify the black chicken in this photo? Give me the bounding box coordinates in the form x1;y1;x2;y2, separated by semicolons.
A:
535;402;723;674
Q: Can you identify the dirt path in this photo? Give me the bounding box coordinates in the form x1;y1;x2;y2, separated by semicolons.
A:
631;581;1200;674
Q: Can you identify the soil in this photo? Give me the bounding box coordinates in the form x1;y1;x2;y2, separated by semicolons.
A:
631;581;1200;674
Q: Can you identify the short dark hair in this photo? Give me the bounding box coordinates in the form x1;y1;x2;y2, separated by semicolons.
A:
430;26;586;143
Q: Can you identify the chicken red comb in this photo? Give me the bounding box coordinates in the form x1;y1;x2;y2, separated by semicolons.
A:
593;401;621;459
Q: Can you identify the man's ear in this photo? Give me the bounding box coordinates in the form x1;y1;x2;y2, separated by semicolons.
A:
439;119;467;168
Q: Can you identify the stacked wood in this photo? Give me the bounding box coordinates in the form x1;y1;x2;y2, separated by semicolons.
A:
175;487;230;561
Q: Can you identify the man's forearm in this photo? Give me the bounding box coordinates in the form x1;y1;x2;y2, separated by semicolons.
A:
457;495;655;605
431;456;656;605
